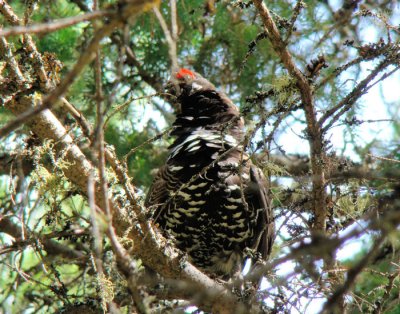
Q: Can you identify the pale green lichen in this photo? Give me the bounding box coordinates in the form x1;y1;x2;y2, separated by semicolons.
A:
335;183;372;218
97;273;115;312
269;74;297;106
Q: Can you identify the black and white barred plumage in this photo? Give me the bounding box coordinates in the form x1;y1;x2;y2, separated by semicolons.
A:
145;69;274;277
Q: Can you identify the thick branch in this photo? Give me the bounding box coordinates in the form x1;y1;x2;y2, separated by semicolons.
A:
4;94;244;313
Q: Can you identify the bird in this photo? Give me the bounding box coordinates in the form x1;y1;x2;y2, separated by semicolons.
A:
145;68;274;278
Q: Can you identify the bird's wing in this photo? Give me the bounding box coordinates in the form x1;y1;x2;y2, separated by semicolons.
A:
145;165;182;222
245;165;275;260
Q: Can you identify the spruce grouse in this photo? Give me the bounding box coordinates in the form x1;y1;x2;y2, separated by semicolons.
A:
145;68;274;277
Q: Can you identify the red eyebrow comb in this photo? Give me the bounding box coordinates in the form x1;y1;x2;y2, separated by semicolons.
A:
176;68;195;79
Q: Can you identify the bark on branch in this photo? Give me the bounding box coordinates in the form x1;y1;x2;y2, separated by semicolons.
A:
253;0;327;232
4;94;244;313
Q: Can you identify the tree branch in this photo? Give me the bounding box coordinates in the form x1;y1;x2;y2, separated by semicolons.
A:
0;10;111;37
4;93;245;313
0;0;162;138
252;0;327;231
0;216;86;260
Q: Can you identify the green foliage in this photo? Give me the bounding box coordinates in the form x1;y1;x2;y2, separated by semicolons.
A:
37;27;82;63
346;246;400;313
105;118;168;187
33;0;83;64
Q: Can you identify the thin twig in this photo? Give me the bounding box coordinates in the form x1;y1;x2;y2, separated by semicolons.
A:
283;0;305;43
103;93;161;128
0;10;111;37
153;6;178;71
322;234;386;313
170;0;178;42
320;62;400;132
0;36;25;81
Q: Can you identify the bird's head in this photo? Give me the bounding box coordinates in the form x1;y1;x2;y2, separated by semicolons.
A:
165;68;215;100
165;68;243;131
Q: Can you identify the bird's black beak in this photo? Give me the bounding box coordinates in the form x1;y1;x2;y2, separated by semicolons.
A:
163;80;182;114
164;80;180;100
